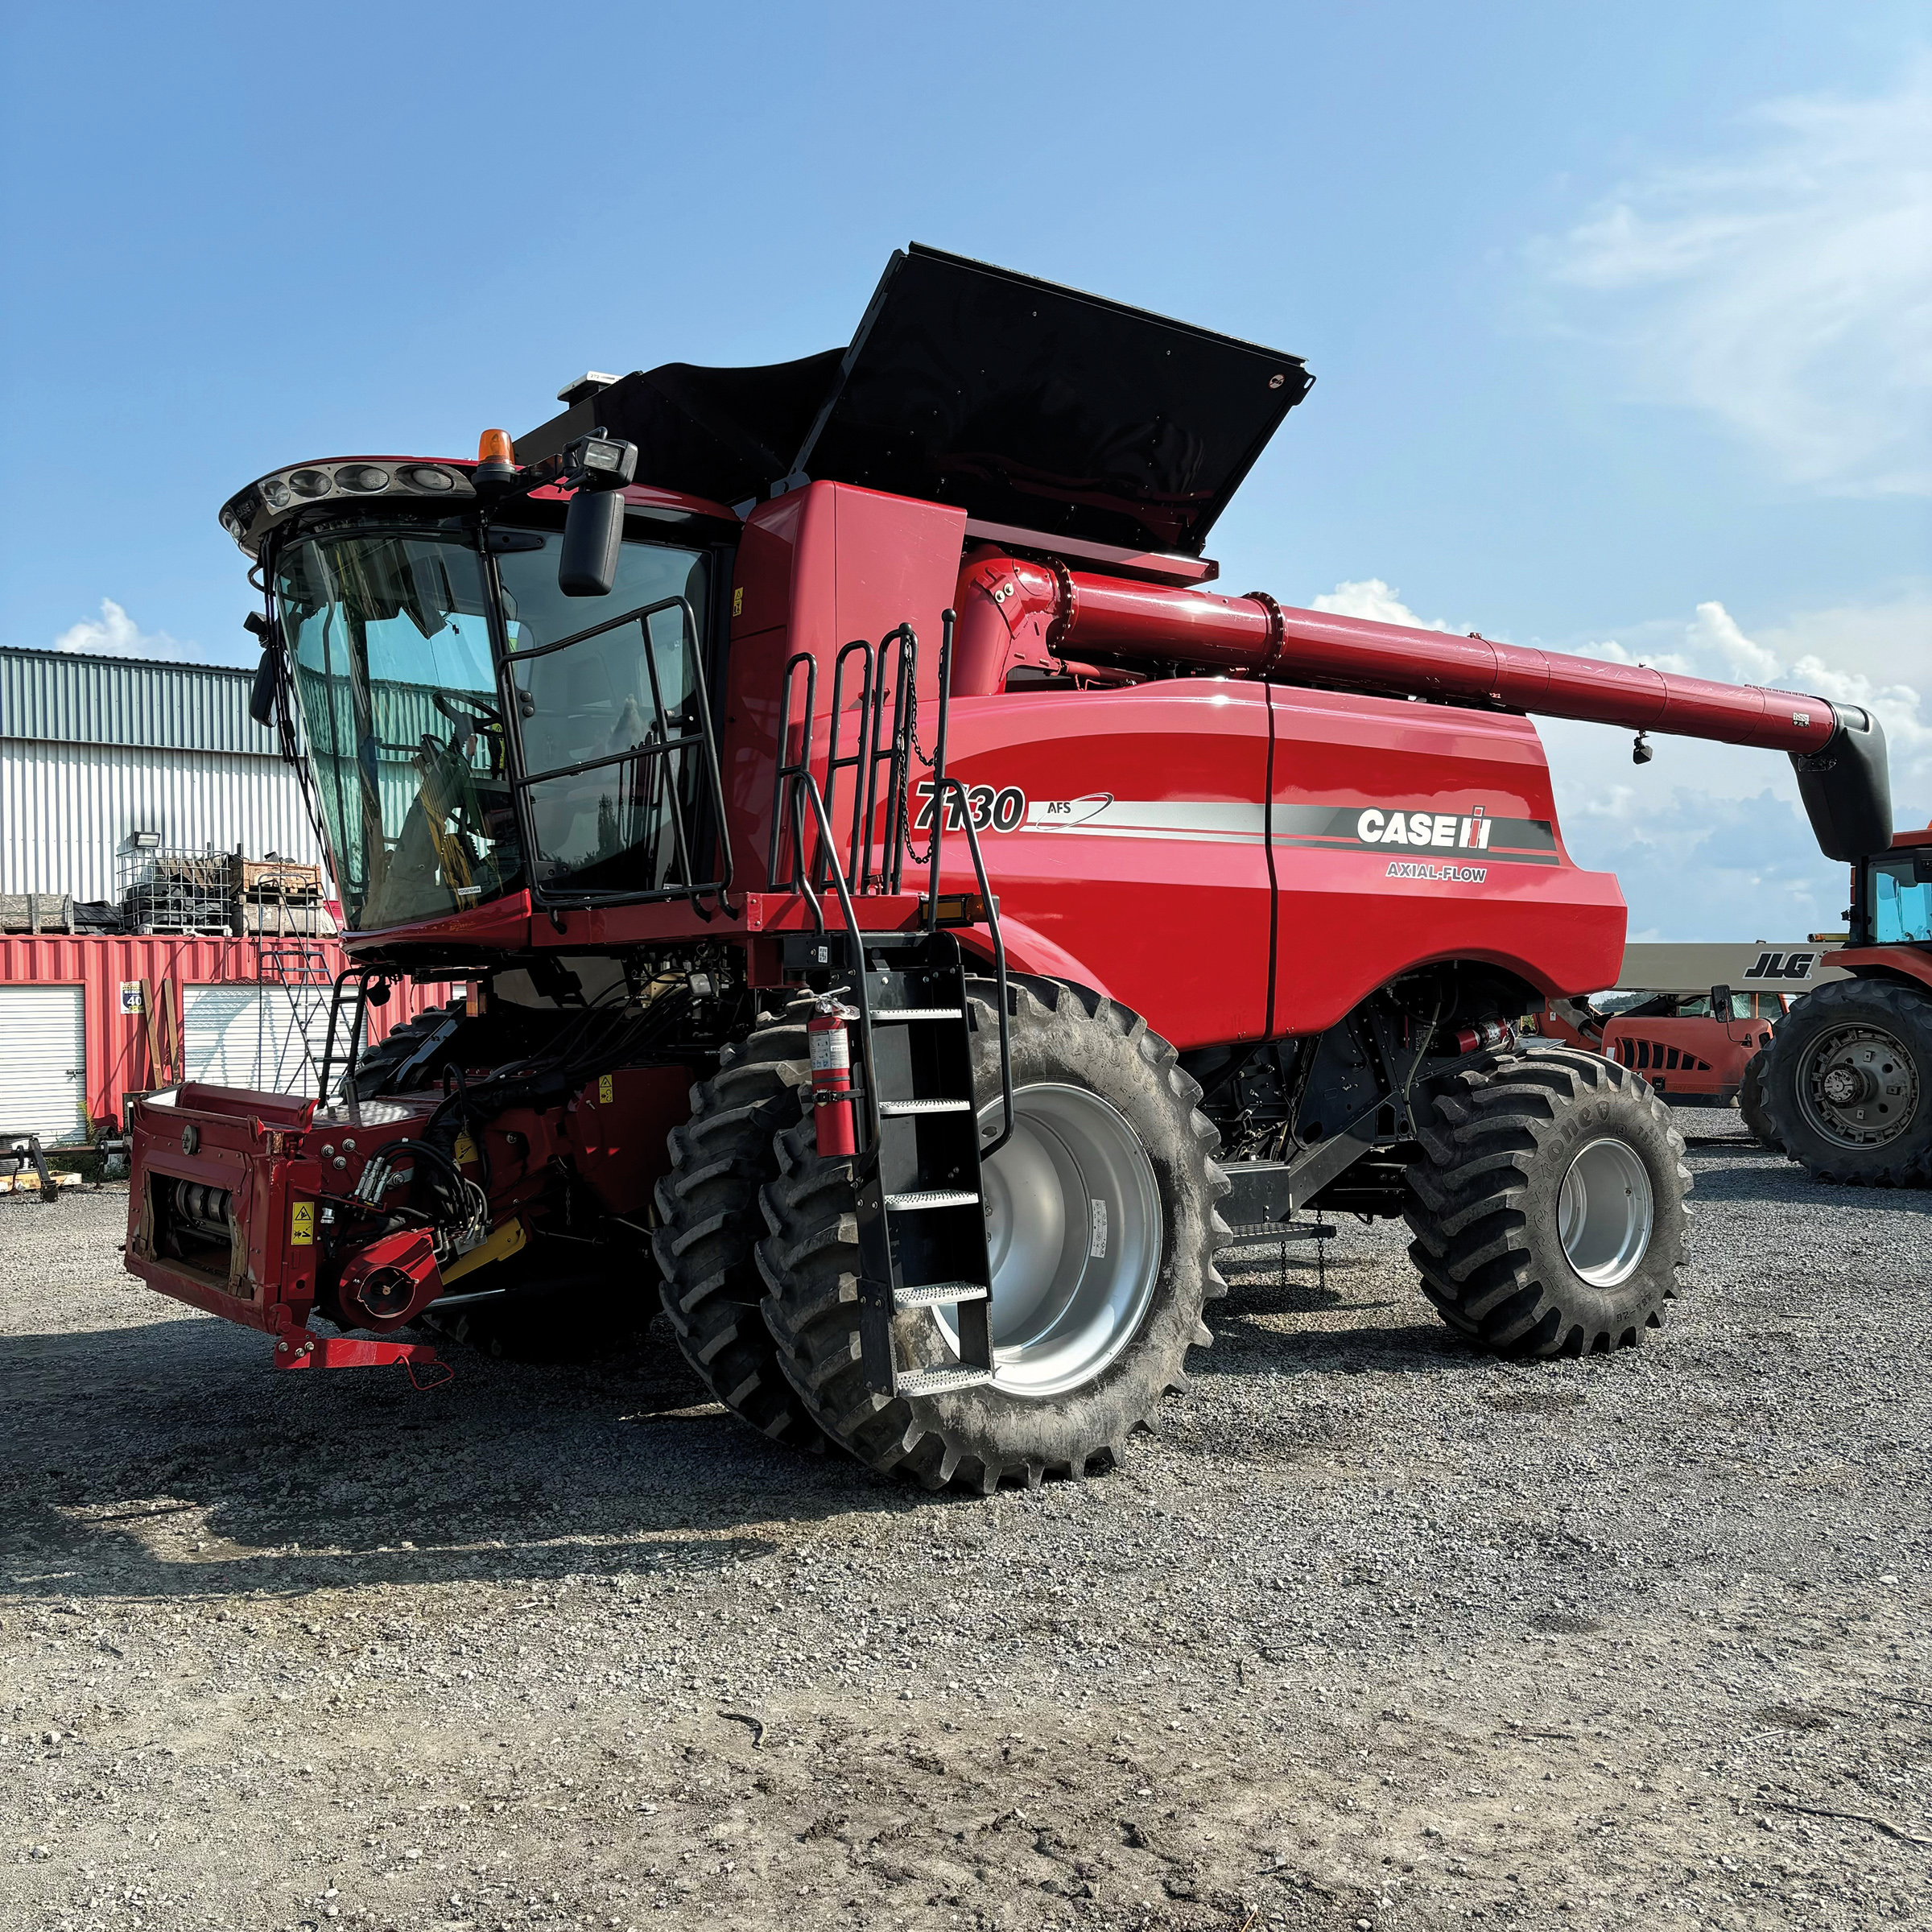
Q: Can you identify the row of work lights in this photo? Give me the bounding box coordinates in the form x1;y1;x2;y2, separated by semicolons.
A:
219;459;478;543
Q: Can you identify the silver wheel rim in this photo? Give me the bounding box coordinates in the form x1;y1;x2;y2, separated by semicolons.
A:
1797;1022;1919;1149
1556;1137;1654;1288
935;1082;1162;1399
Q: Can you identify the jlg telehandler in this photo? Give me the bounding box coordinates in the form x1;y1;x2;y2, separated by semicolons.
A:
126;246;1896;1489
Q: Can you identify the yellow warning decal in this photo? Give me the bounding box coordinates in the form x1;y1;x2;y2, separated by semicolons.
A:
453;1131;478;1167
732;586;744;618
598;1073;615;1104
291;1200;315;1245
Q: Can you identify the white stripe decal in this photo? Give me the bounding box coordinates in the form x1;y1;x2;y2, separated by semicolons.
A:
1024;797;1267;840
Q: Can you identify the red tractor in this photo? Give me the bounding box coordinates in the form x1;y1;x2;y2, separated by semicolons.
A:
1749;831;1932;1182
125;246;1896;1488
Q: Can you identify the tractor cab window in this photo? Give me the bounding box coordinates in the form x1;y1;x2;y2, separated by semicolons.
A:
1871;854;1932;945
495;534;712;896
276;530;522;931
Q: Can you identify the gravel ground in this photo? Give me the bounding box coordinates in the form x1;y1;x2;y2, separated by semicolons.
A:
3;1111;1930;1932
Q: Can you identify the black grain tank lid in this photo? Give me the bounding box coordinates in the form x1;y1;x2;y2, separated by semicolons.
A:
518;244;1313;554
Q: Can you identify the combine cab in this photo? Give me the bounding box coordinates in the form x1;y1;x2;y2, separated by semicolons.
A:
126;245;1898;1488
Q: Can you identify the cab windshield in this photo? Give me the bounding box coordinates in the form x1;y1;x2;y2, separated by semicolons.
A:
1871;854;1932;945
275;522;712;930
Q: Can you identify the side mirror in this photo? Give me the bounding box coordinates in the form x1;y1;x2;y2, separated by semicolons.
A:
1710;984;1734;1018
246;612;279;727
1913;852;1932;885
559;488;624;597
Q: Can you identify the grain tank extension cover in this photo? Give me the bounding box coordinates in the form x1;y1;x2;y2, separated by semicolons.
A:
518;245;1312;555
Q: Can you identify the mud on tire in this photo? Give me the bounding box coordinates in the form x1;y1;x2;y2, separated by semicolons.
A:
755;977;1232;1492
650;1007;825;1447
1404;1044;1691;1356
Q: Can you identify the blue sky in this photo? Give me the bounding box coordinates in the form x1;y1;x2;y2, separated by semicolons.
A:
2;2;1926;941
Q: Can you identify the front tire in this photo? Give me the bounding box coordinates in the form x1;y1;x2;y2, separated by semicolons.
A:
756;978;1231;1491
650;1009;826;1446
1404;1045;1691;1356
1758;978;1932;1185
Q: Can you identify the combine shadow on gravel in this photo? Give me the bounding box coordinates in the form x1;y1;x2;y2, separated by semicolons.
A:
1203;1240;1471;1378
0;1311;911;1605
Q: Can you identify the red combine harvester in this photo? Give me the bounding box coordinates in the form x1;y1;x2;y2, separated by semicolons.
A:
125;246;1897;1488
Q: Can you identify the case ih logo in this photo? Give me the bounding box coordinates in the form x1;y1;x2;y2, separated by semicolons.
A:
1355;806;1495;850
1271;803;1561;867
1743;951;1819;981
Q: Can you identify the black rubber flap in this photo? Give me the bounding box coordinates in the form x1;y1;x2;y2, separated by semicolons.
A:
796;246;1311;555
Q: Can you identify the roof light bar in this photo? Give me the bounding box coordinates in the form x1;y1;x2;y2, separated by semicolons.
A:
217;458;477;554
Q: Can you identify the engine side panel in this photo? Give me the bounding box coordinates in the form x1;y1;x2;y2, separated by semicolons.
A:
915;679;1623;1047
1265;685;1623;1034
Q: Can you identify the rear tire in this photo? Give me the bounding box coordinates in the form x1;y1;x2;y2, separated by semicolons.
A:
650;1009;826;1446
1404;1045;1690;1356
756;978;1231;1491
1758;978;1932;1186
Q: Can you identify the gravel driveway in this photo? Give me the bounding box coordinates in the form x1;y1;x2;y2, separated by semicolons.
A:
3;1115;1928;1932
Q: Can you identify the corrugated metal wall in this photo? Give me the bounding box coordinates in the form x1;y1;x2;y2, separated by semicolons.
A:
0;648;282;754
0;740;324;902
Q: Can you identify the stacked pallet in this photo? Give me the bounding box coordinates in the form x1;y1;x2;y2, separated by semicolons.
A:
230;858;337;937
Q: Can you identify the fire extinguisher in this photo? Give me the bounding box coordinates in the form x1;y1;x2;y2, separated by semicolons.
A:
807;1000;861;1158
1451;1018;1517;1056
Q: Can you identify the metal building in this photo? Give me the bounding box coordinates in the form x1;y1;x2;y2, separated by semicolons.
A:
0;646;324;902
0;647;443;1148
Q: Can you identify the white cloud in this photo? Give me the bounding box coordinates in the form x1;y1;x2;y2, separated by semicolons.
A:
1536;60;1932;495
1686;599;1780;683
1309;578;1452;630
52;598;192;660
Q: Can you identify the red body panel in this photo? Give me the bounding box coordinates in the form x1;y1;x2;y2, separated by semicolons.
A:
1599;1013;1773;1100
1832;946;1932;993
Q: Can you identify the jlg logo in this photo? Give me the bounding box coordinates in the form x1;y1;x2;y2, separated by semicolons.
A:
1355;807;1494;849
914;781;1027;833
1744;952;1818;980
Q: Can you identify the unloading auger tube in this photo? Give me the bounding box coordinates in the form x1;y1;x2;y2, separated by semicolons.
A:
955;555;1893;862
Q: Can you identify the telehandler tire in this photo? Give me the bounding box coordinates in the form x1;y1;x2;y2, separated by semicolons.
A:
755;977;1230;1492
651;1009;826;1447
1757;978;1932;1186
1736;1051;1783;1153
1404;1045;1690;1356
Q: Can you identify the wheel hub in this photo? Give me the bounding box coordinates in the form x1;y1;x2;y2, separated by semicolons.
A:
938;1083;1161;1400
1555;1136;1655;1288
1799;1024;1918;1148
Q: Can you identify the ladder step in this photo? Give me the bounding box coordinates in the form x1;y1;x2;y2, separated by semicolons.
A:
877;1098;974;1117
895;1365;995;1397
883;1189;980;1212
870;1007;964;1022
893;1282;990;1309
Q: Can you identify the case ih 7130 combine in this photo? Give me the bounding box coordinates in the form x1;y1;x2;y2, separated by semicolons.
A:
125;246;1900;1489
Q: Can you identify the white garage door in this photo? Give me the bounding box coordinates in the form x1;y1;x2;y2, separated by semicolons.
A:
0;985;89;1147
183;984;336;1097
